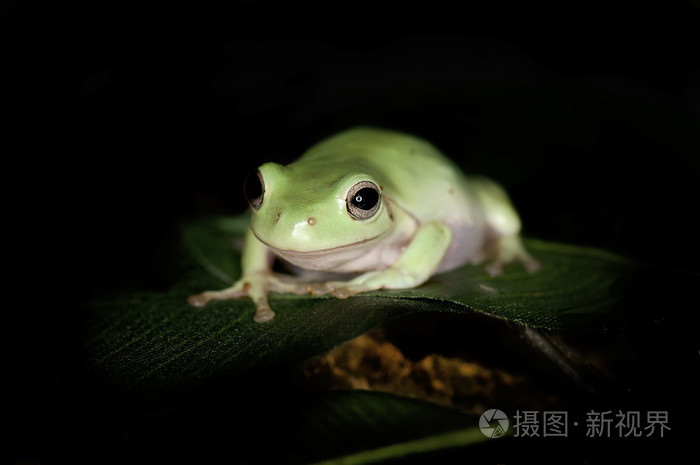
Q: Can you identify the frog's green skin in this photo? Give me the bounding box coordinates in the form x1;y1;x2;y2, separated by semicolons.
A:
189;127;538;322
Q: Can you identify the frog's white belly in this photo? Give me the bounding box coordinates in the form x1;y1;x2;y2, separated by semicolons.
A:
437;215;487;272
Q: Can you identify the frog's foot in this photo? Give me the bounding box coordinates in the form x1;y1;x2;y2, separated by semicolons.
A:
188;285;245;307
188;273;309;323
306;268;423;299
483;235;541;276
306;281;361;299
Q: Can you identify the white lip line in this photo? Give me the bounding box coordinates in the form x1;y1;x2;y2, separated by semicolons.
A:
250;198;413;256
252;228;387;256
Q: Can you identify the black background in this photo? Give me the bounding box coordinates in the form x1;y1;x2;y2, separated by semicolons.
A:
7;1;699;280
6;1;700;463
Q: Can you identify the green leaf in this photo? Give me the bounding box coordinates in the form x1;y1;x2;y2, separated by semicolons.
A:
84;215;663;398
181;214;645;331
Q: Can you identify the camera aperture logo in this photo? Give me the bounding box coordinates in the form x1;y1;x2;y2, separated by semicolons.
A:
479;409;510;438
478;408;670;439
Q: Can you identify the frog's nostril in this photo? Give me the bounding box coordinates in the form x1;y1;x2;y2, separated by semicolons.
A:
275;212;281;223
307;217;316;226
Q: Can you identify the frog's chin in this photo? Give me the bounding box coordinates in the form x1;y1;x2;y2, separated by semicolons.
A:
258;234;387;272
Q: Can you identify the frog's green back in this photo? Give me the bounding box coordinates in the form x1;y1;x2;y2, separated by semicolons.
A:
294;127;469;216
300;126;456;169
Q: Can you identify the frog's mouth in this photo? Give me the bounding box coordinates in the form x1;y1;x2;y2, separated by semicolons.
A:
254;232;388;272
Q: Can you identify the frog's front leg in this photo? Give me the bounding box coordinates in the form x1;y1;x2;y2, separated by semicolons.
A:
188;228;308;322
309;221;453;298
188;271;308;322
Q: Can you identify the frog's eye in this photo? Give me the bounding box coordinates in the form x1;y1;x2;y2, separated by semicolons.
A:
346;181;381;220
244;170;265;210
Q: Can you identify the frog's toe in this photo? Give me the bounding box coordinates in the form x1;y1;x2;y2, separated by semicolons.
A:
306;282;332;295
304;281;356;298
523;256;541;273
482;236;541;276
329;286;359;299
187;286;246;307
253;305;276;323
187;292;214;307
484;262;504;277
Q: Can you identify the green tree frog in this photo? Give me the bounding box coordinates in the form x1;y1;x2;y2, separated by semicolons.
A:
189;127;539;322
